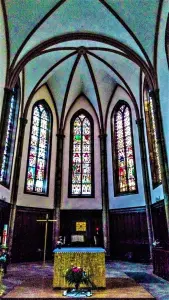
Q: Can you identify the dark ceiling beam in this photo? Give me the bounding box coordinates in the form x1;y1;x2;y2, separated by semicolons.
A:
45;83;59;131
9;0;68;71
154;0;164;73
63;92;101;133
20;68;25;116
41;47;78;54
7;33;156;90
60;53;82;130
98;0;153;71
24;50;77;119
83;53;104;132
87;47;128;57
1;0;10;84
23;82;59;132
139;69;143;118
105;84;118;132
87;50;137;108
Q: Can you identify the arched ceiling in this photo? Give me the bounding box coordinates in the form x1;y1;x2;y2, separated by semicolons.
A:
2;0;162;129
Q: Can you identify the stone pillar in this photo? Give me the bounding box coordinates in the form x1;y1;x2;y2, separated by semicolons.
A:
150;90;169;237
99;133;110;255
136;118;154;259
53;132;65;248
8;117;27;255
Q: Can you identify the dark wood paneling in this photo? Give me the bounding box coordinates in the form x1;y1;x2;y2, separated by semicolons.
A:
60;210;103;246
109;207;149;262
12;207;53;262
0;200;10;238
153;248;169;281
152;200;168;245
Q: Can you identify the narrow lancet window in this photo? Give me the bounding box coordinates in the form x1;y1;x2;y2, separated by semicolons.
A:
69;110;94;197
144;90;161;187
113;101;137;195
0;86;20;186
25;101;52;194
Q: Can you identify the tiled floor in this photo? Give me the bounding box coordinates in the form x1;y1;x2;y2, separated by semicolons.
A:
1;260;169;299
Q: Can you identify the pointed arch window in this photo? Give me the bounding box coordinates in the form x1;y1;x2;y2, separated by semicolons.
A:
25;101;52;195
69;110;94;197
0;85;20;187
112;101;137;195
144;90;161;187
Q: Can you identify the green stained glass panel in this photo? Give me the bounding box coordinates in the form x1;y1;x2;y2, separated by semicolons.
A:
71;114;92;196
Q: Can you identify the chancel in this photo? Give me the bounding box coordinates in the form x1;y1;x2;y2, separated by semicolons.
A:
0;0;169;299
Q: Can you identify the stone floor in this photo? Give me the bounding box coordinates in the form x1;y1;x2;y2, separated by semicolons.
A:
0;260;169;299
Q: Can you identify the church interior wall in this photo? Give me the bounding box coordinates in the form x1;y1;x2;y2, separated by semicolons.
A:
0;1;168;265
61;95;102;210
16;85;57;209
0;3;10;202
106;86;145;209
157;1;169;162
0;2;7;119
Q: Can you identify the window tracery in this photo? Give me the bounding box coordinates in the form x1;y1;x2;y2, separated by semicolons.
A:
113;102;137;194
25;101;52;194
69;111;94;197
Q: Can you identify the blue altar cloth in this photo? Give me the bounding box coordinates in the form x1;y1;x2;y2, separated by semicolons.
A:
53;247;105;253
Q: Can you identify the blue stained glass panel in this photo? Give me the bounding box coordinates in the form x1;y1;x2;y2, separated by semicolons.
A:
0;87;19;185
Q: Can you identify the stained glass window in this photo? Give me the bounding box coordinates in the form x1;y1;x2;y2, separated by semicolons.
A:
69;111;94;197
144;90;161;187
113;102;137;194
25;101;52;194
0;86;20;186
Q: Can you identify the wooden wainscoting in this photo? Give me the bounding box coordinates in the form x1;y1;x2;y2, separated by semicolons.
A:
109;207;150;262
12;206;53;262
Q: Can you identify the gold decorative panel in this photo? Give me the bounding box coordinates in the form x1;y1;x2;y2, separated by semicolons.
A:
76;222;86;232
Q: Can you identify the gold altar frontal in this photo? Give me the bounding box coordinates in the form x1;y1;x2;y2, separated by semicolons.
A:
53;247;106;288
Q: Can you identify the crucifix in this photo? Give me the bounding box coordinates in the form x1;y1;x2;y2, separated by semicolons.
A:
37;214;57;266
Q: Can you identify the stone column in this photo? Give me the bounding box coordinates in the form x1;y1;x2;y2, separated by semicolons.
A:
150;90;169;237
99;133;110;255
8;117;27;255
53;132;65;248
136;118;154;259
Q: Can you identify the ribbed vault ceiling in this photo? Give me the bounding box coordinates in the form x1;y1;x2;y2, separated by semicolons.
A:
3;0;162;128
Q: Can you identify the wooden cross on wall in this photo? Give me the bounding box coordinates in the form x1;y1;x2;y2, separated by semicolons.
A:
36;214;57;266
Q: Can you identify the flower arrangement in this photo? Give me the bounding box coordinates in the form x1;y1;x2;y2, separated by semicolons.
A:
65;266;95;290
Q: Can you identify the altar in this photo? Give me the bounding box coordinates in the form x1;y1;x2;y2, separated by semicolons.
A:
53;247;106;288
